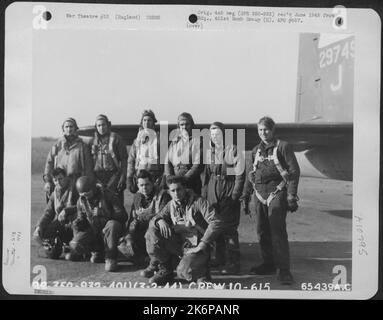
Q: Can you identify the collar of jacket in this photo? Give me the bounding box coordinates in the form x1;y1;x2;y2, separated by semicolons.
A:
60;135;81;149
136;129;158;144
140;189;155;203
172;129;193;143
259;139;277;151
94;131;111;145
171;189;198;209
55;182;70;196
209;142;236;154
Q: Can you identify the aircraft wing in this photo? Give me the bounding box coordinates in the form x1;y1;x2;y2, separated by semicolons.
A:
79;122;352;151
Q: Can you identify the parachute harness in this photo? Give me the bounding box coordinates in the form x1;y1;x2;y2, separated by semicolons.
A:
249;140;289;206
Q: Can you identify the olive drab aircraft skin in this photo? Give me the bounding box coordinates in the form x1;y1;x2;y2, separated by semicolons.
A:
293;33;353;181
78;33;354;182
296;33;354;123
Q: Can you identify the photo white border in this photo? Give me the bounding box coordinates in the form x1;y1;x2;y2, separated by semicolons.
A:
2;2;381;299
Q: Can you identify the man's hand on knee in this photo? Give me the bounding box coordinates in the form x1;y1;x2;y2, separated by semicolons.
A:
157;219;172;239
187;241;208;254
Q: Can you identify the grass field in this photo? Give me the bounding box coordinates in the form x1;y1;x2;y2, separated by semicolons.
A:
30;137;353;292
32;137;57;175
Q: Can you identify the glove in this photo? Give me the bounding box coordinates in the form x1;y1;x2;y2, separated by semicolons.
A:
57;210;67;223
128;218;139;235
96;182;105;192
117;176;127;192
44;182;54;193
117;235;136;260
127;176;138;193
186;241;208;254
72;217;90;232
287;194;299;212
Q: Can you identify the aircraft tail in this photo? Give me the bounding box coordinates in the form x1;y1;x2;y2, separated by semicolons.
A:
295;33;354;123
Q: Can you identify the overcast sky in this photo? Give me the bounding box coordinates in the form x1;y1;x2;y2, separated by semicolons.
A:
32;29;300;137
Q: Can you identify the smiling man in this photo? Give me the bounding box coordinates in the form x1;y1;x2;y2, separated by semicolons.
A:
118;169;171;271
144;175;222;285
241;116;300;285
33;168;78;259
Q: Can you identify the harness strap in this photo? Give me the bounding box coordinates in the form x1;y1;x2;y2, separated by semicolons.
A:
254;180;286;206
135;132;159;170
52;144;59;170
249;140;288;207
272;140;289;182
92;133;120;171
109;133;120;171
79;140;85;176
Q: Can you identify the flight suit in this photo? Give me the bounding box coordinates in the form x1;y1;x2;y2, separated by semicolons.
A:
118;187;171;262
35;182;78;258
43;136;94;202
165;135;204;195
91;131;128;205
70;186;128;260
145;190;222;281
242;139;300;271
127;130;164;193
201;144;245;269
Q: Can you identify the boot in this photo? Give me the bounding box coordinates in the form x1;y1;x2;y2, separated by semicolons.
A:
221;244;241;275
149;262;174;285
197;268;212;284
42;236;63;260
210;237;226;269
221;262;240;275
140;260;159;278
105;258;118;272
277;269;294;285
65;251;85;262
209;257;225;269
250;263;276;275
62;243;71;254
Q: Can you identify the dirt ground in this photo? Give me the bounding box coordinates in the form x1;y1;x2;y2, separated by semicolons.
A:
30;173;352;293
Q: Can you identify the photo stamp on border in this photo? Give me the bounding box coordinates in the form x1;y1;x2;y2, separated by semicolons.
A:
2;2;381;299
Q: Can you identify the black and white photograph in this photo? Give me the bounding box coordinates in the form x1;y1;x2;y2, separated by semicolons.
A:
2;2;381;299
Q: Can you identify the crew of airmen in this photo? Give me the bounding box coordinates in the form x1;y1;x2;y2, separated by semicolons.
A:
33;111;300;285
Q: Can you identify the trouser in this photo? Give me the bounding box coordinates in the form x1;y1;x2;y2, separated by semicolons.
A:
70;219;123;260
95;171;125;205
254;190;290;270
145;221;210;281
215;230;240;266
119;218;151;261
213;199;241;266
